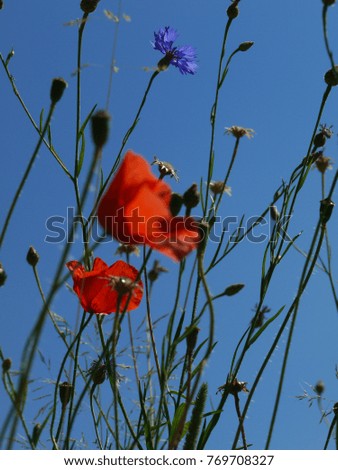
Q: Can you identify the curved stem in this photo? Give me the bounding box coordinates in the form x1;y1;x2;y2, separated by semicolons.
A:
0;103;55;249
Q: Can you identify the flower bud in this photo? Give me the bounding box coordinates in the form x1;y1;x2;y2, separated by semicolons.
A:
80;0;100;13
270;205;280;221
91;110;111;149
227;3;239;19
322;0;336;6
313;133;326;148
314;380;325;396
32;423;41;446
324;66;338;86
186;326;200;357
2;358;11;373
169;193;183;216
183;184;200;210
50;77;68;104
333;402;338;415
239;41;254;52
157;55;172;72
0;262;7;287
224;283;245;296
26;246;40;267
59;381;73;408
320;198;335;226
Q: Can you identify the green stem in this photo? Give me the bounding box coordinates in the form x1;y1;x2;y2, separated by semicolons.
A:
87;71;159;224
203;18;233;216
0;103;55;248
0;54;71;178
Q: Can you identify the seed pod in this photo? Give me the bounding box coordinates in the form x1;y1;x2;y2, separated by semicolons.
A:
91;110;111;149
59;382;73;408
320;198;335;226
26;246;40;267
2;358;11;373
80;0;100;13
0;263;7;287
183;183;200;210
227;3;239;19
324;66;338;86
239;41;254;52
50;78;68;104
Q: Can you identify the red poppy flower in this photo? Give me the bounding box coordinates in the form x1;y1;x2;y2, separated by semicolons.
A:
97;151;200;261
66;257;143;314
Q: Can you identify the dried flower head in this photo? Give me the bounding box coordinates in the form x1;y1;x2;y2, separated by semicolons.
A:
148;259;168;282
152;156;179;181
224;125;255;139
314;154;334;174
251;304;271;329
115;244;140;257
218;377;249;395
87;359;122;385
209;181;232;196
105;275;142;299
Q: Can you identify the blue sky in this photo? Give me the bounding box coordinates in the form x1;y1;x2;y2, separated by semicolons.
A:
1;0;338;450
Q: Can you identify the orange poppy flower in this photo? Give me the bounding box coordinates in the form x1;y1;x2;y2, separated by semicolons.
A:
97;151;200;261
66;257;143;314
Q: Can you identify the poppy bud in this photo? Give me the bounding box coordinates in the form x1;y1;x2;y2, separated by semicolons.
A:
169;193;183;216
320;198;335;226
224;283;245;296
26;246;40;267
32;423;41;446
91;110;111;149
0;262;7;287
314;380;325;396
80;0;100;13
322;0;336;5
59;381;73;408
227;2;239;19
270;205;280;221
197;220;209;254
2;358;11;373
186;326;200;357
90;364;106;385
324;66;338;86
183;184;200;210
239;41;254;52
313;132;326;149
50;77;68;104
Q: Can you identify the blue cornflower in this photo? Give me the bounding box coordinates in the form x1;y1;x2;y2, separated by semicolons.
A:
152;26;197;75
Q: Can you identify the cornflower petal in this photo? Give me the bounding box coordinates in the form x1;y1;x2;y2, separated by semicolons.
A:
152;26;197;75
